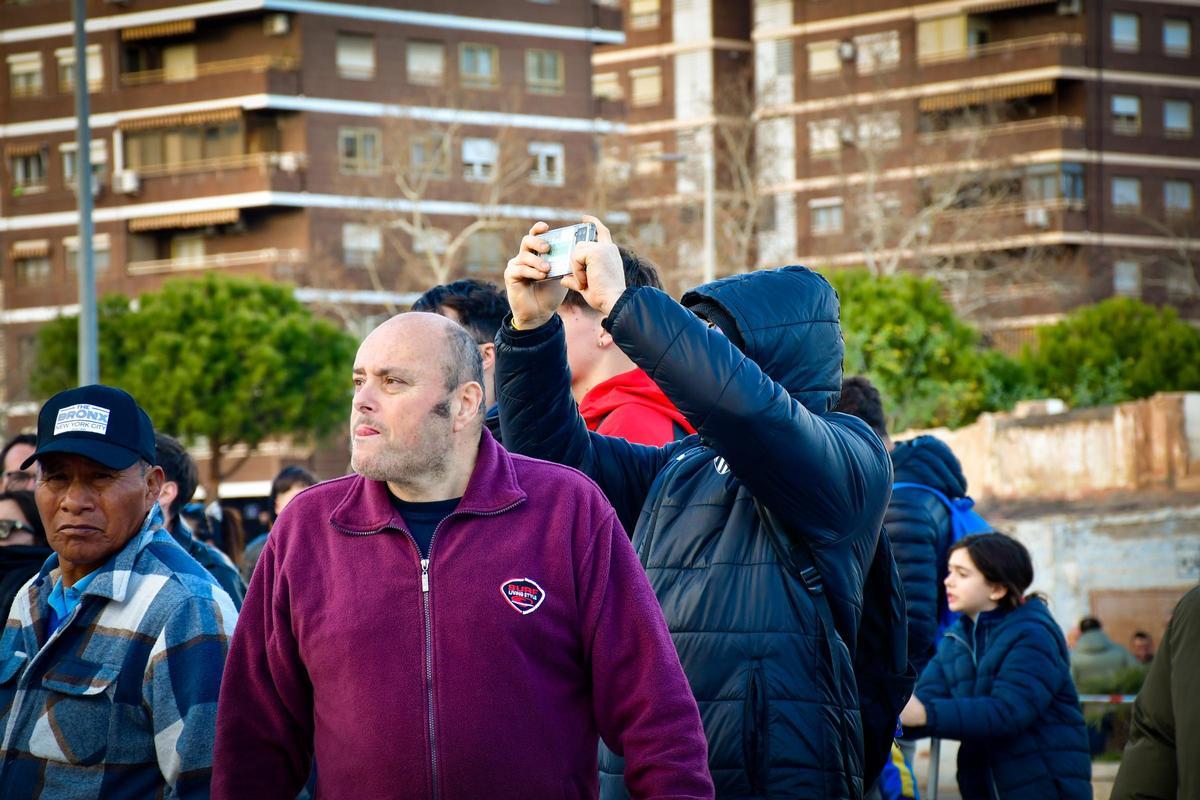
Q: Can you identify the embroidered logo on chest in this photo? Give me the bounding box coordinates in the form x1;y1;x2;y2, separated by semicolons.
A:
500;578;546;615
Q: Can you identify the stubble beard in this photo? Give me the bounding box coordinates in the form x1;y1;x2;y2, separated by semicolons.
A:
350;415;453;489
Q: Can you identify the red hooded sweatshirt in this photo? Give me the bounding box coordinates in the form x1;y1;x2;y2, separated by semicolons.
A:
579;368;696;446
212;430;712;800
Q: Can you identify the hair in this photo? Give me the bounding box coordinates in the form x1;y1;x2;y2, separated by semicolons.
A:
217;505;246;566
154;433;198;521
0;433;36;468
949;532;1036;612
442;323;485;401
560;246;663;312
1131;630;1151;641
834;376;889;440
0;489;47;547
1079;617;1102;633
269;466;317;520
411;279;510;346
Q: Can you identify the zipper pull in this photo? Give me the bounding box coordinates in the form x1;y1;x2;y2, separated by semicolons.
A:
420;559;430;593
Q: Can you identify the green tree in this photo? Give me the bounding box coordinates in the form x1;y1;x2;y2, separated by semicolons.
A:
1021;297;1200;407
826;269;1026;431
33;275;357;498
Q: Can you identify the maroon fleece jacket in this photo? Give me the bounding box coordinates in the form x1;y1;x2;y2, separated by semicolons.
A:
212;430;712;799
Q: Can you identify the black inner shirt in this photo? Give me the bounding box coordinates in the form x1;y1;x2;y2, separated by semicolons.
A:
389;494;461;559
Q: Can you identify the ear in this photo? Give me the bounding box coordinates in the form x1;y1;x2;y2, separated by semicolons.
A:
145;467;166;510
452;382;486;433
988;584;1009;603
594;314;613;349
158;479;178;510
478;341;496;372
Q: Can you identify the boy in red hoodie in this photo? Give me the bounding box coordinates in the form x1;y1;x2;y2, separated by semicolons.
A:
561;248;695;446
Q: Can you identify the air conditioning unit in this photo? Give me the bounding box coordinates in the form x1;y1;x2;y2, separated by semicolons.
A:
1025;206;1050;228
113;170;140;194
277;152;299;173
838;40;857;61
1056;0;1082;16
264;13;290;36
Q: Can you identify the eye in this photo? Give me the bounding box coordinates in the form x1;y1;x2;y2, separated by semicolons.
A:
352;377;365;387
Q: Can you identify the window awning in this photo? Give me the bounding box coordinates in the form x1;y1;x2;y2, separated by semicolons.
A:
121;19;195;41
919;79;1056;112
4;142;44;157
10;240;49;259
119;107;242;132
970;0;1056;13
128;208;239;232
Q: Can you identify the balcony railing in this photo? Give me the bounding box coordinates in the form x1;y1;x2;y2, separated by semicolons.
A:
133;151;307;179
918;33;1084;66
120;54;299;87
127;247;303;276
918;115;1084;146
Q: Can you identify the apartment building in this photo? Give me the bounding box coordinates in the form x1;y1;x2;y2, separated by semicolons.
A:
0;0;621;490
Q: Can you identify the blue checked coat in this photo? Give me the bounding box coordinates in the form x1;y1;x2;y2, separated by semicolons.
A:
0;504;237;798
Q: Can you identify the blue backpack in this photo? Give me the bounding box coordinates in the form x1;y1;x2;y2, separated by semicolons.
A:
892;482;993;636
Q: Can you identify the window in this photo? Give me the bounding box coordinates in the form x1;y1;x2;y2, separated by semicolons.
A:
1113;260;1141;297
338;127;381;175
807;40;840;78
1112;12;1139;52
342;223;382;267
1112;176;1141;211
1062;163;1085;202
918;16;966;61
775;40;795;77
412;228;449;255
462;137;497;181
810;198;843;235
1165;180;1194;216
60;140;108;191
808;119;840;156
14;255;51;287
593;71;622;101
1111;94;1141;134
65;234;111;274
9;150;47;191
162;44;197;82
409;135;450;180
8;53;42;98
528;141;564;186
170;234;205;265
464;231;505;274
630;66;662;106
630;0;660;30
336;33;375;80
599;144;630;185
1165;99;1193;138
56;45;103;93
406;41;444;86
1025;164;1058;201
1164;18;1191;56
124;122;242;172
460;43;499;88
857;112;901;147
855;31;900;74
634;140;664;175
526;49;563;94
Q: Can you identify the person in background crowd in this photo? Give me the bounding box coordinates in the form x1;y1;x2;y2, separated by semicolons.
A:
155;432;245;609
497;217;892;797
1;433;36;492
0;489;51;622
412;278;510;441
1070;616;1141;687
213;313;712;799
1112;585;1200;800
0;384;236;797
900;532;1091;800
558;248;694;446
200;502;245;569
239;465;317;583
1130;630;1154;665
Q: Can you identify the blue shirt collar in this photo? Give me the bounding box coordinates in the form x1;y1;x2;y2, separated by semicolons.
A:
46;569;100;625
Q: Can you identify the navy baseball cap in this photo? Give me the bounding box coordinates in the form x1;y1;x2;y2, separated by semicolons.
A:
21;385;157;471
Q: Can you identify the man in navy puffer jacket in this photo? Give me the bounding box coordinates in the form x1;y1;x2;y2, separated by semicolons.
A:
496;218;893;798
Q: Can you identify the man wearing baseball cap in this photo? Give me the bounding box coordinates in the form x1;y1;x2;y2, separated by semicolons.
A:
0;384;237;798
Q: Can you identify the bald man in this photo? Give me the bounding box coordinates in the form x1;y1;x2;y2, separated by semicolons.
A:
212;313;713;799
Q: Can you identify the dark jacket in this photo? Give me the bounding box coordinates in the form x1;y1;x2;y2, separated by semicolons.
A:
169;518;246;610
1112;585;1200;800
912;599;1091;800
0;545;51;622
497;268;893;799
887;436;968;676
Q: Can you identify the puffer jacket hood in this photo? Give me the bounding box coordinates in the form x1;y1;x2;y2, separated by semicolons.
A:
891;435;968;498
682;265;843;414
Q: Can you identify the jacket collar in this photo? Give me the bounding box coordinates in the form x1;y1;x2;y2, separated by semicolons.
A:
329;428;527;533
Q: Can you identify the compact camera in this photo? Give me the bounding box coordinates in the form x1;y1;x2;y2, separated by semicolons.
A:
538;222;598;280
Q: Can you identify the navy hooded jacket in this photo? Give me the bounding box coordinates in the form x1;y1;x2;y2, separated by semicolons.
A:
496;267;893;798
912;599;1092;800
887;436;968;676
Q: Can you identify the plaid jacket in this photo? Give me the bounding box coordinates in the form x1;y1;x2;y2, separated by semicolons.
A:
0;504;237;799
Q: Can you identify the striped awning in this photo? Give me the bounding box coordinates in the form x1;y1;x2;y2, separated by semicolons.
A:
121;19;195;41
919;79;1056;111
119;107;242;132
10;240;49;259
970;0;1056;12
4;142;43;157
128;208;239;232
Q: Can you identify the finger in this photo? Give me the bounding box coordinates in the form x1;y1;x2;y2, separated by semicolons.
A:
521;234;549;256
560;274;584;293
515;250;550;272
581;214;612;245
505;258;548;284
528;221;550;236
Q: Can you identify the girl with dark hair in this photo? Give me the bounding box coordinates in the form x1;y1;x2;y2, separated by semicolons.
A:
240;466;318;584
899;532;1091;799
0;489;51;621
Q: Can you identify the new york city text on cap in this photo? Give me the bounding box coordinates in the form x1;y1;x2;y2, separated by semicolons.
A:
21;384;157;472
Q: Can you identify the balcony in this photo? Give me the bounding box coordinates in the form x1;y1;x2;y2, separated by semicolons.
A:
120;54;299;87
117;54;300;108
928;198;1088;244
917;33;1085;80
124;151;307;203
918;115;1086;157
127;247;303;276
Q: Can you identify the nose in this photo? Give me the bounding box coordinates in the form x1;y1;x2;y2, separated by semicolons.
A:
353;380;378;414
60;477;98;514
